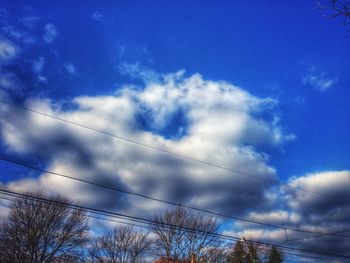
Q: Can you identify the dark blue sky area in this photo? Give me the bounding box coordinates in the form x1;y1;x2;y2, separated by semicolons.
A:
1;0;349;182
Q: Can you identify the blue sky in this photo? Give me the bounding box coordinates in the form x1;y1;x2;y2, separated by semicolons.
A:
1;0;350;261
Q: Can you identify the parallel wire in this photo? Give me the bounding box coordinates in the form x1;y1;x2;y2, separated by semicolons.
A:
0;188;349;260
0;199;345;263
0;195;152;230
280;228;350;244
0;99;333;198
1;99;349;247
1;195;338;263
1;155;349;239
0;195;329;263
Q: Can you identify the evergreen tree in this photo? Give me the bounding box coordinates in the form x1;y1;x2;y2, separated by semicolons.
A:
227;241;246;263
268;246;283;263
246;241;260;263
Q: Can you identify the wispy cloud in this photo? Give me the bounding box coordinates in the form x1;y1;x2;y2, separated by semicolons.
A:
92;10;113;24
92;11;104;22
0;9;37;45
118;62;161;83
43;23;58;43
32;57;45;73
0;39;17;62
0;9;70;92
302;69;338;92
20;16;40;29
65;63;77;75
0;73;16;90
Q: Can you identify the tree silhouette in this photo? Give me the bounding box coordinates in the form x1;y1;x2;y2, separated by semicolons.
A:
267;246;283;263
89;225;151;263
246;240;260;263
227;241;246;263
317;0;350;26
0;191;89;263
151;206;222;262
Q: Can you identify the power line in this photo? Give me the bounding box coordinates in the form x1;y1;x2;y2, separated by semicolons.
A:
0;195;152;231
1;155;349;239
0;188;349;260
258;245;343;263
0;99;333;198
281;229;350;244
1;196;340;263
0;190;152;228
0;189;346;261
0;199;344;263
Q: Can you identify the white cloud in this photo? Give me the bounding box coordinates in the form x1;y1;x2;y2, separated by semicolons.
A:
1;71;349;255
0;39;17;62
302;71;338;92
0;72;293;217
247;210;301;225
225;228;286;243
65;63;77;75
43;24;58;43
0;73;16;90
32;57;45;73
224;170;350;254
20;16;40;29
92;11;105;22
118;62;161;83
0;11;37;45
37;75;48;83
92;11;113;24
286;171;350;214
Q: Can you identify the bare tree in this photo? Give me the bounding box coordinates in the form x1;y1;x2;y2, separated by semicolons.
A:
317;0;350;26
151;206;223;262
89;225;151;263
199;246;227;263
0;191;89;263
267;246;283;263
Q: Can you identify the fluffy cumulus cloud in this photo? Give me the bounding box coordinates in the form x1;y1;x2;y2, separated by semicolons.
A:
0;72;291;216
1;72;349;259
224;170;350;259
283;171;350;255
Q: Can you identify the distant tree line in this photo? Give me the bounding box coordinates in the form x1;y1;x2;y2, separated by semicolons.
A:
0;191;283;263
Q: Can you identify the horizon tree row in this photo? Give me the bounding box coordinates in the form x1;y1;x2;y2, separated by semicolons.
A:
0;190;283;263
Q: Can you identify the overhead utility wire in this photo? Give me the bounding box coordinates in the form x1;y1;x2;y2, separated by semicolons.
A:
280;229;350;244
1;155;349;239
0;194;152;231
0;190;152;228
1;189;349;260
257;245;341;262
0;189;348;260
0;99;331;198
0;195;338;263
0;197;340;263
